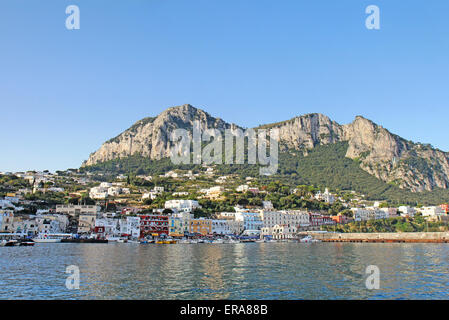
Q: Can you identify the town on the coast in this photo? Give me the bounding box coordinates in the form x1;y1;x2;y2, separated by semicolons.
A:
1;166;449;246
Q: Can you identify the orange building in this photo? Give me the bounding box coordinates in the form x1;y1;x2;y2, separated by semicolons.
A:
440;204;449;214
189;219;212;236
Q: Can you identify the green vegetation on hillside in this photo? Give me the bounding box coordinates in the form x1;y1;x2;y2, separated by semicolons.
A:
322;214;449;233
81;142;449;205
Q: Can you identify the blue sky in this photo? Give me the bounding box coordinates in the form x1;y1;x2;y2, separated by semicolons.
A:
0;0;448;172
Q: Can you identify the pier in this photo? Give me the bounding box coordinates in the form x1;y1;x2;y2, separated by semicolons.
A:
299;232;449;243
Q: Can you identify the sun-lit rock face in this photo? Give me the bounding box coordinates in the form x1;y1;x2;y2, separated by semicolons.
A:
83;104;449;192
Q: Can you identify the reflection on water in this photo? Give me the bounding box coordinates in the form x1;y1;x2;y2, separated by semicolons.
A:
0;243;448;299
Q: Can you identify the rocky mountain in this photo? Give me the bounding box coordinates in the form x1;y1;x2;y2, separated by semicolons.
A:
83;104;449;192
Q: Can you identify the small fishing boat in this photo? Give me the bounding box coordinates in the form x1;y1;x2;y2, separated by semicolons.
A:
19;241;35;246
4;240;19;247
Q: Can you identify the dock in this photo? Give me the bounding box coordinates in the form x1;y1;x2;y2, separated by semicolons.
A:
299;231;449;243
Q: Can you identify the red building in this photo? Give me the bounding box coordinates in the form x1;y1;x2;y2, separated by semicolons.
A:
331;214;347;224
440;204;449;214
309;213;336;227
139;215;169;237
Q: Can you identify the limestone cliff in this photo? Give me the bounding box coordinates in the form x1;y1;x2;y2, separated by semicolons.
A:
83;105;449;192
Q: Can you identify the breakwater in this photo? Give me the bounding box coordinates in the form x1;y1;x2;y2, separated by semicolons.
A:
302;232;449;243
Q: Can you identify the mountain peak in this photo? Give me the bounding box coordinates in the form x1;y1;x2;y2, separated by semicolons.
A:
83;105;449;192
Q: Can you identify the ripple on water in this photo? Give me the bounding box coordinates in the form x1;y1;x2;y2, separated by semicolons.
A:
1;243;449;299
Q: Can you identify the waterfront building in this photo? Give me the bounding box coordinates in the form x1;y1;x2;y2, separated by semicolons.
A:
95;218;121;238
262;210;310;229
234;208;263;231
126;216;141;238
211;219;231;235
35;214;69;234
272;224;297;240
14;217;38;235
169;216;190;237
0;210;14;232
189;218;212;236
78;213;97;234
139;214;169;237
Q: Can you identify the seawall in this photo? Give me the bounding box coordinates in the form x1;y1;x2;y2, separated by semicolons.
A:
302;232;449;243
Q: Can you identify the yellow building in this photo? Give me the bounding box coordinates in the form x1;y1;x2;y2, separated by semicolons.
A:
189;219;212;236
169;217;190;237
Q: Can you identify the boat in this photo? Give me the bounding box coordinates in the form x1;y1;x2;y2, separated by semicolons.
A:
33;237;61;243
4;240;20;247
300;235;321;243
33;233;72;243
61;238;108;243
212;239;225;244
156;239;177;244
19;241;35;246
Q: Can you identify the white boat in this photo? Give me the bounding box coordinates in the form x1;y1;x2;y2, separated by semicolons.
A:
33;234;62;243
33;238;61;243
300;235;321;243
212;239;224;244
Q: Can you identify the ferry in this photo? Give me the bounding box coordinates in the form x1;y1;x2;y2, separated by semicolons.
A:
33;233;72;243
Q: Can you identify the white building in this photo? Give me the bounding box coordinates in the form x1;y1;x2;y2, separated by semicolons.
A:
55;205;100;217
351;208;388;221
234;208;263;231
236;185;249;192
164;200;200;212
0;210;14;232
315;188;335;204
211;219;231;235
419;206;446;217
398;206;416;217
262;210;310;229
262;224;297;240
262;201;274;210
142;192;158;200
126;216;141;238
